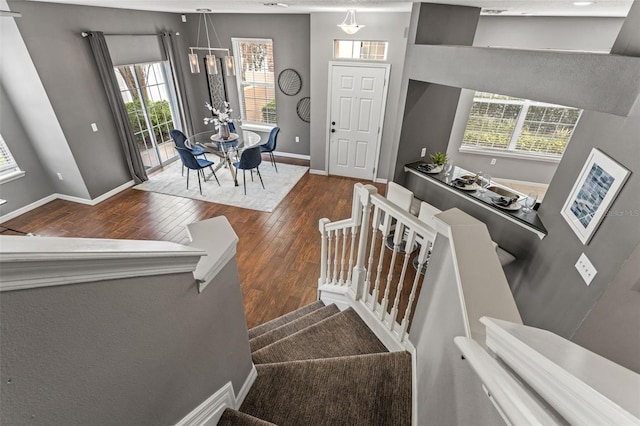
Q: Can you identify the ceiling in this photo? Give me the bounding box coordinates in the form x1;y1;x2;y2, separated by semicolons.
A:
18;0;634;16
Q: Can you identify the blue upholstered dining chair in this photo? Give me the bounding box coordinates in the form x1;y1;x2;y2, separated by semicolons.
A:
260;127;280;172
233;146;265;195
170;129;208;176
175;146;220;195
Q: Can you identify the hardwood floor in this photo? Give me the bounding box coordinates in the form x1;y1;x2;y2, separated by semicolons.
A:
2;156;385;329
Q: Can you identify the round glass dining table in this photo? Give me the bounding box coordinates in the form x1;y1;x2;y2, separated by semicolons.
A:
186;129;262;186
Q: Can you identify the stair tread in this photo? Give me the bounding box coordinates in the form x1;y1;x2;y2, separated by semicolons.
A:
217;408;277;426
252;308;388;364
248;300;325;340
240;351;412;426
250;304;340;353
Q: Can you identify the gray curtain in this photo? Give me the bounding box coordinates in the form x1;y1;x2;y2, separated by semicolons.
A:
85;31;148;183
160;31;195;137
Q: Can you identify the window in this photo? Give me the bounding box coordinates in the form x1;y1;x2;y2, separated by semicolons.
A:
461;92;582;159
334;40;388;60
114;61;180;170
232;38;276;127
0;134;25;184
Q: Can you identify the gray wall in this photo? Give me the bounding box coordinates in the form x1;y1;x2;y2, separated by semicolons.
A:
310;11;410;180
8;1;191;199
0;259;253;425
396;2;640;365
446;16;624;185
182;13;311;156
0;83;55;215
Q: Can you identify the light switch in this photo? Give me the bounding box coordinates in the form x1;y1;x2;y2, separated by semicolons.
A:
575;253;597;286
421;148;426;157
91;123;98;132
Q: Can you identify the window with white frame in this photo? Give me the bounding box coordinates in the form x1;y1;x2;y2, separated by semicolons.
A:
461;92;582;159
334;40;388;60
232;38;276;127
0;134;25;184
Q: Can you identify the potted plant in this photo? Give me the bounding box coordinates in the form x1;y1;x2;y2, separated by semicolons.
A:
429;152;447;166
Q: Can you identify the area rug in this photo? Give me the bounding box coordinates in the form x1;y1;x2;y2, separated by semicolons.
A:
134;160;308;212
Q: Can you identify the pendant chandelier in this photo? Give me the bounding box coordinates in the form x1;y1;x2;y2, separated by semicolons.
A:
338;9;365;35
188;9;235;76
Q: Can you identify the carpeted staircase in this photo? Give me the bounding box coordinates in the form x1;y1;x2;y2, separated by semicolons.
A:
218;301;412;426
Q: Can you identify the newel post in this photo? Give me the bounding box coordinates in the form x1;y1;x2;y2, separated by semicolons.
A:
318;218;331;289
349;184;377;300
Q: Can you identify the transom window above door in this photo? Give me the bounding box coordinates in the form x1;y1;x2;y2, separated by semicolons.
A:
232;38;277;128
334;40;388;60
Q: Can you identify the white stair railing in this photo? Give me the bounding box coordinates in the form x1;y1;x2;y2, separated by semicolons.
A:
318;183;437;346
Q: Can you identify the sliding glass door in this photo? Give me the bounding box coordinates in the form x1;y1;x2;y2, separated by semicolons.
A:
114;61;181;170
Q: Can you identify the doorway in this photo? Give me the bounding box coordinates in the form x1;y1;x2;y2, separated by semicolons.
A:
327;62;389;181
114;61;181;171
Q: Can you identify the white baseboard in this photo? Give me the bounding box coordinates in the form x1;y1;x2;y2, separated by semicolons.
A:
273;151;310;160
175;382;235;426
309;169;328;176
175;364;257;426
0;180;134;224
374;177;388;184
235;364;257;407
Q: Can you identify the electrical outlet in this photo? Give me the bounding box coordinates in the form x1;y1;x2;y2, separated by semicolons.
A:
421;148;426;157
295;136;300;143
91;123;98;132
57;173;64;181
490;158;497;165
181;14;187;22
575;253;597;286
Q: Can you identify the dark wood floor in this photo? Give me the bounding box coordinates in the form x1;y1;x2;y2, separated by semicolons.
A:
2;155;385;329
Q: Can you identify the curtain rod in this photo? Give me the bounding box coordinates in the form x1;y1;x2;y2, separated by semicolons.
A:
81;32;168;37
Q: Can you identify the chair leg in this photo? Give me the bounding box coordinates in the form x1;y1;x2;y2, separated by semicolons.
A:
243;170;247;195
182;165;185;177
209;165;220;186
256;167;265;189
270;152;278;173
186;169;190;190
200;168;207;182
250;169;254;182
197;169;203;195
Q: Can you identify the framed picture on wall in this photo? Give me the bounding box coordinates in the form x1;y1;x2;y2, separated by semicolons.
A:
561;148;630;244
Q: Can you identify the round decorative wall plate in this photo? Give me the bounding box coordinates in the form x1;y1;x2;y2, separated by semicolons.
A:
296;97;310;123
278;69;302;96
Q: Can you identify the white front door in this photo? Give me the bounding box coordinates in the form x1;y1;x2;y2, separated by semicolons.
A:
328;63;389;180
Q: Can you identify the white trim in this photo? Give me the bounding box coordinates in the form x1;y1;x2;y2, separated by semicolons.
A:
0;194;57;224
459;145;562;163
0;180;134;224
175;364;258;426
326;61;391;182
0;236;205;292
175;382;235;426
374;177;388;184
235;365;257;408
309;169;328;176
272;151;310;160
0;169;26;184
482;317;640;425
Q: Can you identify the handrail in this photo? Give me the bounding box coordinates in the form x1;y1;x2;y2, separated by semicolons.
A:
0;235;206;292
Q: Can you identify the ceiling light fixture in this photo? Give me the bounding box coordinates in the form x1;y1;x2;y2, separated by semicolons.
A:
338;9;365;35
572;1;594;5
188;9;235;76
264;2;289;7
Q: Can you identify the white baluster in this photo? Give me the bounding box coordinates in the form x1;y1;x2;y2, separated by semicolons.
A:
364;206;381;306
400;238;432;340
338;227;348;285
390;227;416;330
380;220;403;321
345;224;358;287
332;229;340;284
326;230;333;284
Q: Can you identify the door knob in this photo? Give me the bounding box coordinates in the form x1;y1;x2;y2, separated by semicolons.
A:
332;121;336;125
